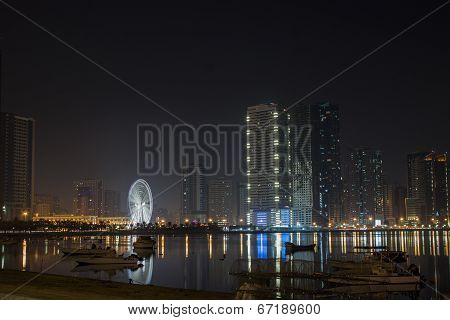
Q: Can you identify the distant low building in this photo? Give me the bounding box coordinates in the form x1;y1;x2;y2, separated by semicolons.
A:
32;214;130;225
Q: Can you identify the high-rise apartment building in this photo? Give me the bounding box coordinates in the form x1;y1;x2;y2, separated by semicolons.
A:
72;179;104;216
0;112;35;221
406;152;448;223
181;165;207;223
347;148;384;226
207;177;233;225
246;103;290;227
289;102;343;227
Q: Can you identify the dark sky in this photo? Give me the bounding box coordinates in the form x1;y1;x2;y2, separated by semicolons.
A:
1;1;449;213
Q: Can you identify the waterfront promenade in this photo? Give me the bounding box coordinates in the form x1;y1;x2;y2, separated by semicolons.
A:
0;270;233;300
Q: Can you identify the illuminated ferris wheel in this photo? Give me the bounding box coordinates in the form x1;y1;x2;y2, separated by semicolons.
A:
128;179;153;224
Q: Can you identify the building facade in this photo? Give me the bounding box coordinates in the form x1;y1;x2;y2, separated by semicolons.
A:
237;182;248;225
382;184;395;226
392;185;407;223
347;147;384;226
72;179;104;216
289;102;343;227
406;152;449;224
246;103;290;227
104;189;121;216
0;112;35;221
34;193;61;216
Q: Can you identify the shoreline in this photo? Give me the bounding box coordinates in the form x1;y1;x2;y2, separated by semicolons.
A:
0;270;234;300
0;227;449;238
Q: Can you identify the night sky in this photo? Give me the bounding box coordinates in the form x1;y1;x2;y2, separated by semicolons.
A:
1;1;449;214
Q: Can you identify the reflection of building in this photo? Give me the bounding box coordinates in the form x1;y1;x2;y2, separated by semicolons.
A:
289;102;343;227
347;147;384;226
246;103;290;227
72;179;104;216
407;152;449;223
181;166;207;223
104;189;120;216
237;182;248;225
0;112;35;221
207;177;232;225
34;194;61;215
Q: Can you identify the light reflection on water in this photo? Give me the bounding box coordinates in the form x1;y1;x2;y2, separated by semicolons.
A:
0;230;448;298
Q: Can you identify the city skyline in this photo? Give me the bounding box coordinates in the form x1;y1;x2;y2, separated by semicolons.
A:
1;1;450;305
1;1;449;218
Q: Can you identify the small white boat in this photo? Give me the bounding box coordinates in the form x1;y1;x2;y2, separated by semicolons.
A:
75;254;141;266
133;236;156;249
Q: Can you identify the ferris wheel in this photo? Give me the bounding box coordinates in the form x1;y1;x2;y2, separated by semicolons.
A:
128;179;153;224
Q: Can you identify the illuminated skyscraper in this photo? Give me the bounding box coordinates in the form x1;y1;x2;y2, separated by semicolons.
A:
246;103;290;227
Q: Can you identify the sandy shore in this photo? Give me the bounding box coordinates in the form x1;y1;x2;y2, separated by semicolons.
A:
0;270;233;300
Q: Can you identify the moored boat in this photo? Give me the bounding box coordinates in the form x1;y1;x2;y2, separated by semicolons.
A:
61;246;116;256
285;242;316;253
133;236;156;249
75;254;141;266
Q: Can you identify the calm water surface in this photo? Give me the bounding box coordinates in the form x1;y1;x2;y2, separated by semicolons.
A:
1;230;449;299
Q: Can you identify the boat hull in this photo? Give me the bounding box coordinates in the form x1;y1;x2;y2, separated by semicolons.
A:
75;258;139;266
61;248;115;256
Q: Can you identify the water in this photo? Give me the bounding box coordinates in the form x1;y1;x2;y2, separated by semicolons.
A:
1;230;449;299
